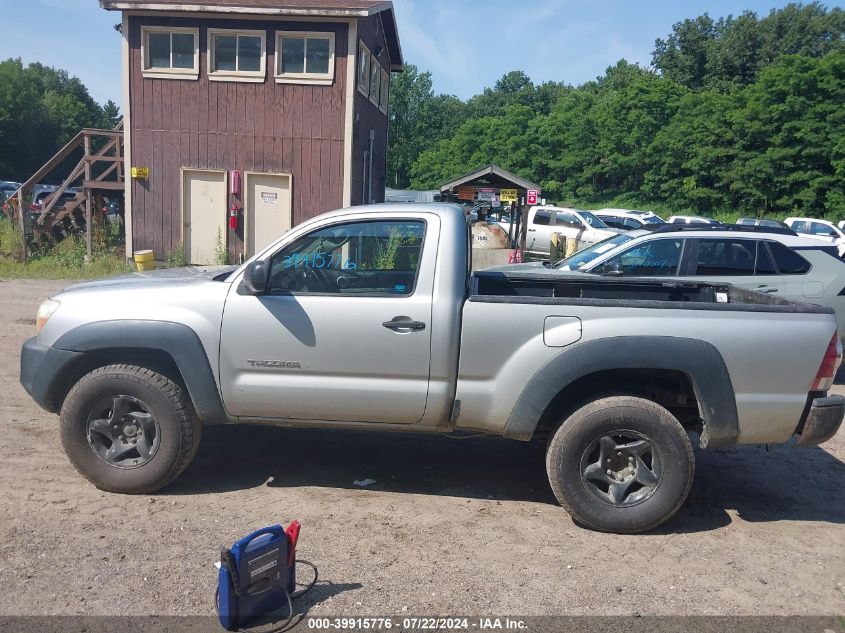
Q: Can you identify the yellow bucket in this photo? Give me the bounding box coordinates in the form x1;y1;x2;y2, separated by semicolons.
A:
134;250;155;272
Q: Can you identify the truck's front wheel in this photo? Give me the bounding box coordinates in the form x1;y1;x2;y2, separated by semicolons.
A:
60;365;201;494
546;396;694;534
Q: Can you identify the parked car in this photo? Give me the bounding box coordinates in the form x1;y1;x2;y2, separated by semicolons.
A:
0;181;21;213
21;204;845;534
498;205;621;256
594;209;665;231
784;217;845;257
736;217;790;229
547;224;845;337
667;215;721;225
30;185;79;216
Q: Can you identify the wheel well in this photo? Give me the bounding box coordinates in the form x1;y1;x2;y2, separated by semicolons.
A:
534;368;702;440
48;348;186;413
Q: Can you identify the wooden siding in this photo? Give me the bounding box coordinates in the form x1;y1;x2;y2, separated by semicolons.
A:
128;15;348;260
350;14;389;206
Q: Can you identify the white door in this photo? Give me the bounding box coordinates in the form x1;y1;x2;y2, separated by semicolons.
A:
526;208;556;255
246;173;293;258
183;170;227;265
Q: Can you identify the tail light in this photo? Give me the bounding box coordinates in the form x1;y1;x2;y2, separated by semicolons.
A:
31;202;41;211
811;333;843;391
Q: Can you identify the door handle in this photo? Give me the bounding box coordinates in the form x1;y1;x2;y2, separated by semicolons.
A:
756;285;779;294
528;228;537;232
382;316;426;332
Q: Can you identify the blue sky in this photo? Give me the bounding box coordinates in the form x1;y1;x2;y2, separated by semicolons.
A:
1;0;843;106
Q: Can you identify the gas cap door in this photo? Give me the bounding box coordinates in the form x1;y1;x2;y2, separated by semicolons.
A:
544;316;583;348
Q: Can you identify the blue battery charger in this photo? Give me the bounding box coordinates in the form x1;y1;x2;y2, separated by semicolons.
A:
217;523;314;631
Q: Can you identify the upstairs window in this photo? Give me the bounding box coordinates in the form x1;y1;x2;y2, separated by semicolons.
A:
209;29;266;82
357;41;371;96
369;58;381;106
142;27;199;79
276;31;335;85
379;68;389;113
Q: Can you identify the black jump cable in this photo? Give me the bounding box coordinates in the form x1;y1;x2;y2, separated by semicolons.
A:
215;554;319;633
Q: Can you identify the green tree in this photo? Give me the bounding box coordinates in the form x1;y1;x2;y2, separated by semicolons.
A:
387;64;467;189
0;58;112;182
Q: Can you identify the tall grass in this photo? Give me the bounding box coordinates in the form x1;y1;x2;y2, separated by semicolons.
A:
0;217;132;280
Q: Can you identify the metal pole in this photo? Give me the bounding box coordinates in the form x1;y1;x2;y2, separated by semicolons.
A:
16;191;27;262
84;134;92;261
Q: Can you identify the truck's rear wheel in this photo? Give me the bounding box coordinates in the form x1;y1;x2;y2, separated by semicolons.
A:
546;396;694;534
60;365;201;494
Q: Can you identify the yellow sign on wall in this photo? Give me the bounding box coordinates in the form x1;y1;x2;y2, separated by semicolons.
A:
500;188;518;203
131;167;150;180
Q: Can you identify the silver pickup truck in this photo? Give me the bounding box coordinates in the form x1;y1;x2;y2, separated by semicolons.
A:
20;204;845;533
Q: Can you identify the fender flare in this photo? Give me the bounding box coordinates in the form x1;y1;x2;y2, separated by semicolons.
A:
53;320;230;426
503;336;738;448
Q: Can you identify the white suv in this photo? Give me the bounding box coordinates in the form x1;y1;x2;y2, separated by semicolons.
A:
784;217;845;257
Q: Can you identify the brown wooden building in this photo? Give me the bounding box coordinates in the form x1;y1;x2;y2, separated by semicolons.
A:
101;0;402;264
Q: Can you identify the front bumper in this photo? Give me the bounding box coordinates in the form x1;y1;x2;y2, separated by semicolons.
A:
798;395;845;447
20;337;83;413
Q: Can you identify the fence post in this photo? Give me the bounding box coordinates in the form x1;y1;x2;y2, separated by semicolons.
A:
550;232;563;261
15;192;27;262
84;134;92;262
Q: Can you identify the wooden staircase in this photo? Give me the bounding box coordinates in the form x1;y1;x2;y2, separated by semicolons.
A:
5;121;125;259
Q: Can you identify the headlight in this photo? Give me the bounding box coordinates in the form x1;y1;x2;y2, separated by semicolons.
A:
35;299;60;335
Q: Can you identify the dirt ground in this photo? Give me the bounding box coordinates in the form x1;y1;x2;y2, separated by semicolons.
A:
0;278;844;619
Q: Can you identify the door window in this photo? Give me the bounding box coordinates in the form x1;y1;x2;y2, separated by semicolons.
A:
598;217;626;230
810;222;837;237
268;220;425;296
604;238;684;276
694;239;756;276
555;211;581;228
533;210;552;226
755;242;776;274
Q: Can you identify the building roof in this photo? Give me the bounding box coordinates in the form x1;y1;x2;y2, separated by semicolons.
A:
440;165;541;194
100;0;403;70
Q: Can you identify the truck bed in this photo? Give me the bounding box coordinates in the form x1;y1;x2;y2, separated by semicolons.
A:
458;269;837;447
471;270;831;312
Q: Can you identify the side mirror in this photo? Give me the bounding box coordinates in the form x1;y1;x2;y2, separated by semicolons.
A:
601;262;624;277
239;260;271;295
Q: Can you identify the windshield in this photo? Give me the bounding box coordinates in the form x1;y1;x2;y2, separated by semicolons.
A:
555;233;634;270
579;211;609;229
643;215;665;224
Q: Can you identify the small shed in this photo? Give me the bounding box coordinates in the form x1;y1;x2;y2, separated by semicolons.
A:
101;0;403;265
440;165;541;208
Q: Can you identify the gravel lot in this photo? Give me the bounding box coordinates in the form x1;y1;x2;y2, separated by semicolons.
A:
1;278;844;619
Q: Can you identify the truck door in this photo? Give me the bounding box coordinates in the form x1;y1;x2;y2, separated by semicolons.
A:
525;208;554;255
219;216;435;424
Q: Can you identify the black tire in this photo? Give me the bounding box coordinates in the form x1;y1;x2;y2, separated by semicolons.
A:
60;364;201;494
546;396;694;534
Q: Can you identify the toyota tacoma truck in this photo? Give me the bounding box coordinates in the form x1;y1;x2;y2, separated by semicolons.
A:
20;204;845;533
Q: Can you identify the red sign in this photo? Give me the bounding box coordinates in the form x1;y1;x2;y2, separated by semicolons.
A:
527;190;539;205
